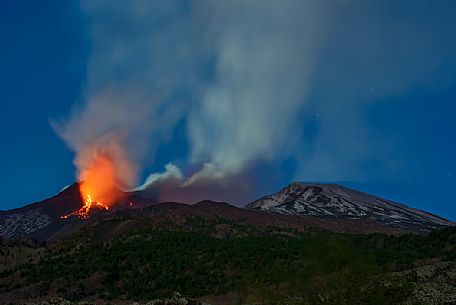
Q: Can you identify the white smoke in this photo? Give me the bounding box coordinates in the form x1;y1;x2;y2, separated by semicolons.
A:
136;163;254;204
55;1;456;204
53;0;332;203
187;1;331;173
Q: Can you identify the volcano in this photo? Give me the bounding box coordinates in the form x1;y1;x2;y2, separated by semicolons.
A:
0;183;152;241
246;183;455;232
0;182;454;241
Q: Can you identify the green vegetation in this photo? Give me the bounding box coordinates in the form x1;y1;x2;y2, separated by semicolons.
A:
2;219;456;304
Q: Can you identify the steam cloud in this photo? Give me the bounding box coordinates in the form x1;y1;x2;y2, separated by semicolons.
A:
187;1;330;173
55;1;453;204
53;0;331;204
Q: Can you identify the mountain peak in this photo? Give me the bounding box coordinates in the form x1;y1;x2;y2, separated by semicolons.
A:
246;182;454;231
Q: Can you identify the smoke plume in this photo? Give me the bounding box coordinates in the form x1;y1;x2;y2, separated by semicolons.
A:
186;1;330;173
53;0;332;204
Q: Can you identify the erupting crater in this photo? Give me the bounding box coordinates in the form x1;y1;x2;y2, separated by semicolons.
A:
61;194;109;219
61;147;129;219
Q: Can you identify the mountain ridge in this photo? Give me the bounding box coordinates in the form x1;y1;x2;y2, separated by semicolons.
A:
0;182;454;241
246;182;455;231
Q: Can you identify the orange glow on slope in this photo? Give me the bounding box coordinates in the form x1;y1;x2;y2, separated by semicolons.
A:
61;151;128;219
61;135;136;219
79;154;119;205
61;194;109;219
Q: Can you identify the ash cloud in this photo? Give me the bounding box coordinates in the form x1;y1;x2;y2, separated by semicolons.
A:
136;163;254;204
55;1;456;205
55;0;332;203
186;1;332;173
53;1;196;192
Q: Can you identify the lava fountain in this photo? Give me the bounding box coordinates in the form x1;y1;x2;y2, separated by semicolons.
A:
61;194;109;219
61;137;136;219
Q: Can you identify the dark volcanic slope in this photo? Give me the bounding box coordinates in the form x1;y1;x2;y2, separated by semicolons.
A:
2;182;454;241
0;191;402;242
0;184;151;241
122;200;402;234
49;200;402;242
247;182;455;232
0;184;83;240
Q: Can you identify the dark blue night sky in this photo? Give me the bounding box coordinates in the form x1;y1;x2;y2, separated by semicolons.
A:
0;0;455;220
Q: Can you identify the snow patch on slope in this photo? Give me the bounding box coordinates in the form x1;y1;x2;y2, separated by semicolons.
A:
247;183;454;231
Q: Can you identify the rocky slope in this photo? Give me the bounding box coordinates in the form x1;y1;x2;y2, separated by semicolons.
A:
247;183;455;232
1;182;454;241
0;184;151;241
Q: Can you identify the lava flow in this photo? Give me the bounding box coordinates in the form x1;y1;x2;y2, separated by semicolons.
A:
61;194;109;219
61;143;130;219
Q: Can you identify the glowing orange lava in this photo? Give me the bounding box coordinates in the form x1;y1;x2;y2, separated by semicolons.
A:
61;149;127;219
61;194;109;219
79;154;120;204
